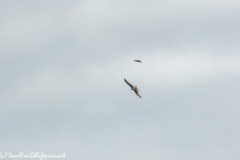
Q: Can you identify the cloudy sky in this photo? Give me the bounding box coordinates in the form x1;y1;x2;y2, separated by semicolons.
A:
1;0;240;159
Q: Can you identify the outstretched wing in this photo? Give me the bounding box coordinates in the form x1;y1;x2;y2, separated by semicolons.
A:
124;78;134;88
134;90;142;98
133;60;142;63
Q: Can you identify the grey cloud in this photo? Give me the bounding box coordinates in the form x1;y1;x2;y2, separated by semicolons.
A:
1;0;240;160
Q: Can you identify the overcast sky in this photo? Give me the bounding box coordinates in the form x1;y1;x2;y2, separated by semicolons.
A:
1;0;240;159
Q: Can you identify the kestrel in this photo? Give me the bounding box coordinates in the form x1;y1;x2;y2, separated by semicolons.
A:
124;78;142;98
133;60;142;63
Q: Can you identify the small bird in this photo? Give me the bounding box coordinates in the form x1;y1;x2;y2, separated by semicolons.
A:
124;78;142;98
133;60;142;63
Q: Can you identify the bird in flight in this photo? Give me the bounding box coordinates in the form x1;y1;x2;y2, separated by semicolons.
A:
124;78;142;98
133;60;142;63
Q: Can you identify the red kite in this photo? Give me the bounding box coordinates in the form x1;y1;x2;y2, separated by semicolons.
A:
124;78;142;98
133;60;142;63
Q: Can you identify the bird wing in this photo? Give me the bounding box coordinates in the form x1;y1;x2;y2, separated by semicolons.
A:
134;90;142;98
124;79;134;88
